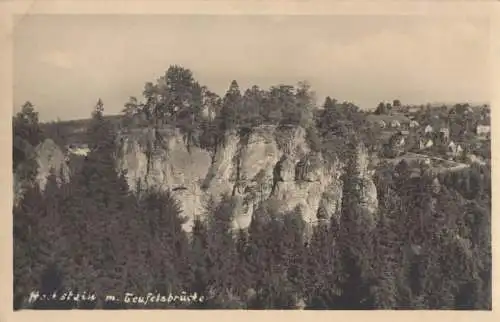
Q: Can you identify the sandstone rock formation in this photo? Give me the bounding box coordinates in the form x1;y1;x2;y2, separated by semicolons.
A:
14;138;70;205
16;125;379;233
35;139;70;189
117;125;379;232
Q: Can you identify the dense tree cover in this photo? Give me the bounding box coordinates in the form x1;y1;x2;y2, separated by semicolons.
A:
119;65;376;160
13;66;491;310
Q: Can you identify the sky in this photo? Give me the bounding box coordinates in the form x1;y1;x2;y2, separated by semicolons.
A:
13;14;490;122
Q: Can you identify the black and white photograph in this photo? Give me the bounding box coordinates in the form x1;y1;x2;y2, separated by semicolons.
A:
9;3;492;311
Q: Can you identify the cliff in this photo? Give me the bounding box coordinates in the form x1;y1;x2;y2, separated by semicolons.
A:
14;138;70;206
116;125;378;232
15;125;379;232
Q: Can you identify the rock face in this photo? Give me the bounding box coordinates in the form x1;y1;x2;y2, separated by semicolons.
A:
354;143;379;218
14;138;70;205
117;125;379;232
117;127;213;231
35;139;70;189
15;126;379;233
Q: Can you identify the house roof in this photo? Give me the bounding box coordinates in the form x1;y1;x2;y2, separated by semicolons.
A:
408;106;422;112
366;113;411;124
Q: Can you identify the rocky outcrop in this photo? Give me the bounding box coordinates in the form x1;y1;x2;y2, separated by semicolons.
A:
355;143;379;218
15;125;379;233
14;139;70;205
35;139;70;189
117;127;213;231
117;125;379;232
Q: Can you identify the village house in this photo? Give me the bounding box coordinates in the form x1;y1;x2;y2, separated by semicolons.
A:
409;120;419;128
407;105;422;114
424;125;433;134
400;130;410;136
419;138;434;150
447;141;464;157
476;124;491;137
447;141;455;152
439;127;450;142
390;120;401;128
366;113;411;131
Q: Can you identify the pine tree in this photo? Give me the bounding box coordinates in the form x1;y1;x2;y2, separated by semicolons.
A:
220;80;242;134
294;81;315;128
189;216;210;306
13;102;45;169
204;194;239;307
263;213;297;309
281;207;306;303
335;138;376;309
246;204;273;308
303;220;341;309
371;188;401;309
241;86;265;128
234;228;253;300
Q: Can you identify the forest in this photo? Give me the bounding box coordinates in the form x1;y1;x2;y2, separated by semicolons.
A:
13;65;491;310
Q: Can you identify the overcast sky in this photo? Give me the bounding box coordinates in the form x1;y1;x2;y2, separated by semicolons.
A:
13;14;490;122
